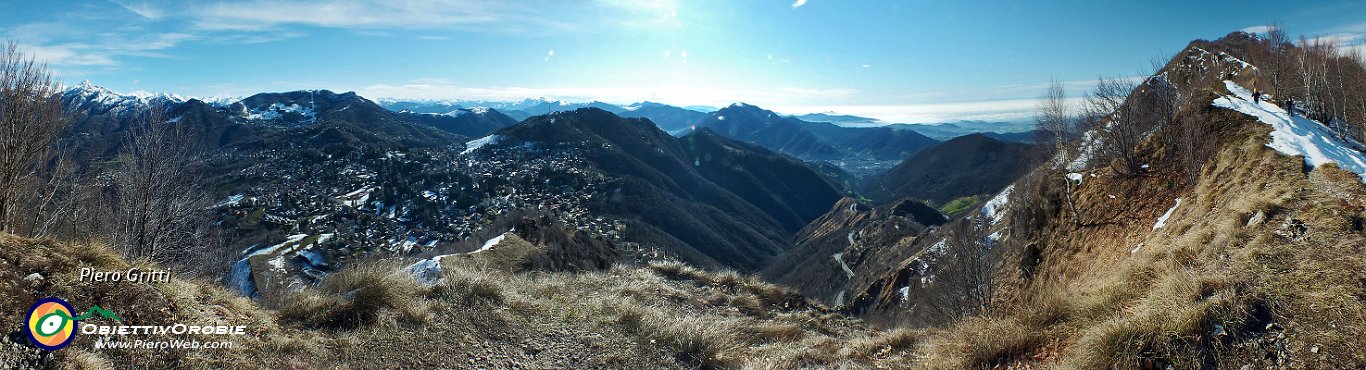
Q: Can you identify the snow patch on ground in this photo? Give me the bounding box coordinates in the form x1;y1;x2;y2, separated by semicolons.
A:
1214;80;1366;183
404;254;454;285
247;102;316;122
927;239;947;255
981;185;1014;225
406;231;511;284
462;134;502;155
212;194;246;209
1069;129;1102;171
1066;172;1084;185
470;232;507;254
249;234;309;258
267;255;286;271
1153;198;1182;231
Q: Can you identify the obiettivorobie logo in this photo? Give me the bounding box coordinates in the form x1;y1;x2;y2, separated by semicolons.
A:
26;297;245;351
26;297;119;351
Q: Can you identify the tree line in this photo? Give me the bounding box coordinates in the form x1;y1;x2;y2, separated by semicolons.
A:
0;42;213;270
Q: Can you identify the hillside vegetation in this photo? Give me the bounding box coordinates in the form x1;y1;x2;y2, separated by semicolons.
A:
815;32;1366;368
0;231;941;369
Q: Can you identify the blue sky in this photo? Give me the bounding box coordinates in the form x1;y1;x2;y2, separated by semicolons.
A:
3;0;1365;123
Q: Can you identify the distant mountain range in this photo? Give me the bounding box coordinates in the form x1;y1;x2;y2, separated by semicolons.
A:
694;103;940;164
376;98;1035;141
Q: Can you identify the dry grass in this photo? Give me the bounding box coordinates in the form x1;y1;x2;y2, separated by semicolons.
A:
54;350;112;370
897;107;1366;368
916;317;1048;368
426;263;506;305
278;261;425;330
840;327;922;359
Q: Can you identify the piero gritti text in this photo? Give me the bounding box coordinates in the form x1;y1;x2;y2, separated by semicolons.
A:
79;267;171;283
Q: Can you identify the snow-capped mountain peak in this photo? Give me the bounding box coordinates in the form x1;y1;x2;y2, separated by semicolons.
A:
60;81;185;115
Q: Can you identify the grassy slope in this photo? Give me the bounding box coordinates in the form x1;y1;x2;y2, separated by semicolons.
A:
0;232;935;369
901;105;1366;368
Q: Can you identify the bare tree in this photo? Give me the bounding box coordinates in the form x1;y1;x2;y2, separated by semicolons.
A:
1086;76;1147;176
16;150;79;239
1035;79;1082;226
1263;24;1291;98
0;42;70;234
1248;26;1366;148
111;107;212;263
1036;79;1074;160
1296;37;1334;125
1348;50;1366;143
929;218;994;321
1167;98;1217;186
1139;59;1217;186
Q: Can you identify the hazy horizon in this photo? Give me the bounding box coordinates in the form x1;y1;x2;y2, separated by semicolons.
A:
5;0;1366;123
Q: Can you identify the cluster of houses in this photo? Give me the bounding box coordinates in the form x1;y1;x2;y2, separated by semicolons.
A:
214;138;637;288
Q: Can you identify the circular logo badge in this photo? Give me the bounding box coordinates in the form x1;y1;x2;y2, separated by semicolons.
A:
26;297;77;351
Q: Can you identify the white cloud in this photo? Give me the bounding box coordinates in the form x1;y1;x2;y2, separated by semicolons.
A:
4;0;592;68
10;31;197;67
792;0;807;9
1240;25;1277;35
19;43;117;66
767;53;791;65
992;76;1144;95
191;1;509;31
1304;32;1366;59
110;0;165;19
358;80;860;110
94;0;583;35
594;0;681;29
774;87;856;97
770;98;1062;124
1310;33;1363;46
